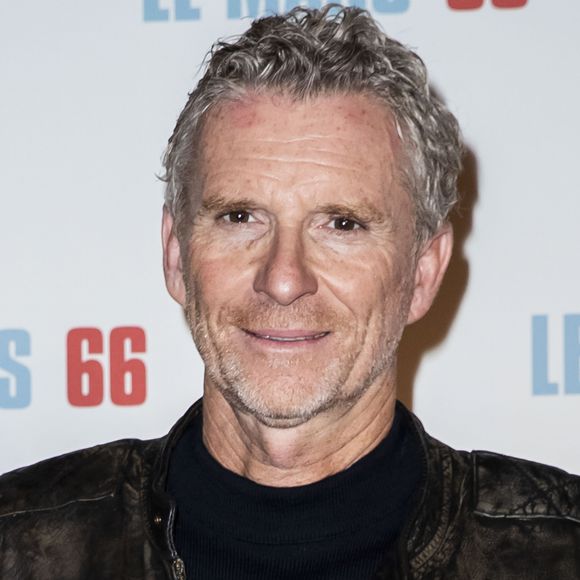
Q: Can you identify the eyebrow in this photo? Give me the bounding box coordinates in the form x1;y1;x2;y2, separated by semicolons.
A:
197;195;258;216
315;202;387;225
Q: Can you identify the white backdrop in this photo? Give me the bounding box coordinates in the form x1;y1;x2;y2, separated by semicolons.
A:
1;0;579;476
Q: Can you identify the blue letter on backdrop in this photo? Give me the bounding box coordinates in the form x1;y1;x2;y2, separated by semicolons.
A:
373;0;409;12
0;329;31;408
532;315;558;395
144;0;170;21
564;314;580;394
285;0;323;9
175;0;201;20
228;0;280;18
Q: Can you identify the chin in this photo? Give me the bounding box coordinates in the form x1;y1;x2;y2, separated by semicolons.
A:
211;369;346;428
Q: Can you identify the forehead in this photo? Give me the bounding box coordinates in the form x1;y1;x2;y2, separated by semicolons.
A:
200;91;402;166
195;92;409;217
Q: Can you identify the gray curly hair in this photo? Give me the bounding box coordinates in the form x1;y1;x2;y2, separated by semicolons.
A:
162;5;462;246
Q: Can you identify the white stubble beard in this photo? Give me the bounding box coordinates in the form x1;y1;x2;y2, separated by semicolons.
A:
184;282;407;428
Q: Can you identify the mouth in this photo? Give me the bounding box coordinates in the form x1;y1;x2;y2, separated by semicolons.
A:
243;329;330;343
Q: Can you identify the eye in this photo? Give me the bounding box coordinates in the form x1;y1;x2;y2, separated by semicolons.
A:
222;210;255;224
331;217;362;231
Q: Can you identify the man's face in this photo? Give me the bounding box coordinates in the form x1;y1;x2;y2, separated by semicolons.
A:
169;92;423;427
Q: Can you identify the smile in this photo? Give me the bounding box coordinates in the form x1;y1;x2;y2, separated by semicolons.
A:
244;330;329;342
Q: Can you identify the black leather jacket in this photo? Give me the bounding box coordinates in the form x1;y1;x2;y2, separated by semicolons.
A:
1;400;580;579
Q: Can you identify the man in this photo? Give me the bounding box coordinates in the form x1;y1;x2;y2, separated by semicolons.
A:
1;6;579;579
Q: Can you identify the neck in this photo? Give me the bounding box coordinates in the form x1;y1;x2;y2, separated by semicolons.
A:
201;375;398;487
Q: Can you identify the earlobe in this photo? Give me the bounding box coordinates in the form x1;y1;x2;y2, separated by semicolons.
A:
406;224;453;325
161;206;187;306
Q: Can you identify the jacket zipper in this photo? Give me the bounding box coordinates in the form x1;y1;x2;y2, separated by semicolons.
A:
172;557;186;580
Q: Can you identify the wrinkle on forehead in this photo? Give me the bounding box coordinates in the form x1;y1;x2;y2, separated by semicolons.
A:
248;135;354;144
208;155;366;171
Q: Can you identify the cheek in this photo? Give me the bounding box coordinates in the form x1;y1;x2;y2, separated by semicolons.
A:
321;252;403;311
328;257;415;347
191;252;254;314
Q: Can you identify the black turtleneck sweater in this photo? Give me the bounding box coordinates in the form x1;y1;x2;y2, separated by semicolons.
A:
167;403;424;579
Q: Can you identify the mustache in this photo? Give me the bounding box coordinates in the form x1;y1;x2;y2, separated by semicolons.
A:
221;300;350;331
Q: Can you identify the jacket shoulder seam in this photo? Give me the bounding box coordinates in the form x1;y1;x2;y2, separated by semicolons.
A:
474;509;580;525
0;491;116;520
0;438;159;519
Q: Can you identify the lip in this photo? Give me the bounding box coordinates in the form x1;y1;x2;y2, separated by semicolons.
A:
242;328;330;343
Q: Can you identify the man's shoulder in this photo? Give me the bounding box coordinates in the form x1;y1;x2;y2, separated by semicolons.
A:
421;428;580;525
410;434;580;577
0;436;164;521
469;449;580;524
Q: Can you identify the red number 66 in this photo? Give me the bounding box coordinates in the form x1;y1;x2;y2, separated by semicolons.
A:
67;327;147;406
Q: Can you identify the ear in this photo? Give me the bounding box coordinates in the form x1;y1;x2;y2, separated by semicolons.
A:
406;223;453;325
162;205;187;306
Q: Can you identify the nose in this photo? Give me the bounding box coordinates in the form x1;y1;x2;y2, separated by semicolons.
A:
253;226;318;306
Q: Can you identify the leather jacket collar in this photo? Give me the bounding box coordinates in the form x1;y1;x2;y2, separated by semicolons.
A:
144;399;468;579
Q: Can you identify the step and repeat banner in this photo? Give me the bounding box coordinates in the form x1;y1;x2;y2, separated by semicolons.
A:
1;0;579;475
